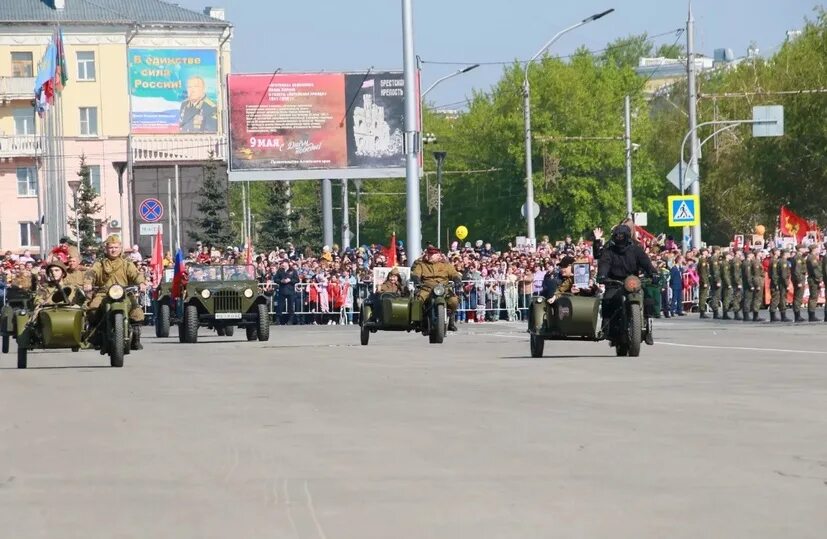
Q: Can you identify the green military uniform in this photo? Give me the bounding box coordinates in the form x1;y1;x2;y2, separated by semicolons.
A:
64;267;86;288
721;254;733;319
731;254;743;320
378;268;405;295
12;270;37;291
179;97;218;133
741;254;754;322
777;252;791;321
697;250;711;318
34;261;82;307
805;245;823;321
709;248;723;318
751;253;765;320
791;246;807;322
410;256;461;312
768;251;784;321
822;250;827;321
85;256;146;323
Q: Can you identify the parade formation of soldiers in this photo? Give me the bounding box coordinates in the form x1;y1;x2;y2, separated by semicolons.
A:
696;244;827;323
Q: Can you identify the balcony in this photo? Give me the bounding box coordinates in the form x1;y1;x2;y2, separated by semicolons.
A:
0;135;42;159
0;76;36;102
132;134;227;163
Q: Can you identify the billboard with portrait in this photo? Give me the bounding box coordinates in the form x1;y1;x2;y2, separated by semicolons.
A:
129;48;218;134
227;71;409;181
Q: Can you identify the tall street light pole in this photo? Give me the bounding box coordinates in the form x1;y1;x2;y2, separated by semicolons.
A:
402;0;421;262
433;151;447;249
67;179;81;255
523;8;615;241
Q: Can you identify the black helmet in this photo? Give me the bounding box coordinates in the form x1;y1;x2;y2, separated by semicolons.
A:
612;225;632;246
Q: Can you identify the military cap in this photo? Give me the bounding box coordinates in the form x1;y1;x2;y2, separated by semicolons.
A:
104;234;122;246
67;245;80;260
711;245;721;252
45;260;68;273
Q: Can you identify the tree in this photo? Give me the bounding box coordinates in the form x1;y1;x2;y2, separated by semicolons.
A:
67;154;103;254
256;181;299;252
189;152;235;248
290;180;323;252
600;34;653;68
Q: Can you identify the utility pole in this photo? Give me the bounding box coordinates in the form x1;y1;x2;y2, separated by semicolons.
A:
433;151;446;249
341;178;351;249
687;4;701;247
402;0;422;262
624;95;633;217
321;178;334;247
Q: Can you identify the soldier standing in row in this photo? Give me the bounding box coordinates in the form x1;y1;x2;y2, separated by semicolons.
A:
731;250;744;320
822;244;827;322
791;244;807;322
769;248;791;322
709;246;723;319
697;247;711;318
751;250;766;322
741;250;755;322
721;250;734;320
805;244;823;322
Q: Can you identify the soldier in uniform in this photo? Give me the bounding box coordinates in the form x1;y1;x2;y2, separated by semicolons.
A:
791;244;807;322
751;250;766;322
741;250;755;323
83;235;147;349
768;248;782;321
378;267;406;295
805;243;823;322
731;250;744;320
410;245;462;331
777;248;791;322
34;261;72;307
721;250;734;320
64;246;86;289
179;76;217;133
822;244;827;323
697;247;711;318
11;262;38;291
709;246;723;319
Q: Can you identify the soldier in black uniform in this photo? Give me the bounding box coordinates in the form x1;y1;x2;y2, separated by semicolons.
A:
179;76;218;133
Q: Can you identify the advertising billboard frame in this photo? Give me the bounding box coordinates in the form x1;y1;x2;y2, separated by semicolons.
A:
226;70;415;182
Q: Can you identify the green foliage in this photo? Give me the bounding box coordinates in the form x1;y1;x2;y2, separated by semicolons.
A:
189;153;235;248
67;154;103;254
289;181;323;252
601;33;653;68
256;181;299;252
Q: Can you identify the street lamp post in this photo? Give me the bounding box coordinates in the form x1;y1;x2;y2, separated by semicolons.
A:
523;9;615;241
67;179;82;255
433;151;447;249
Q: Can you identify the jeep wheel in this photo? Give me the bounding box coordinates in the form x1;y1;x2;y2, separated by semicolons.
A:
246;326;258;341
224;325;235;337
256;303;270;342
155;303;171;338
17;345;27;369
2;334;8;354
216;326;226;336
183;305;199;343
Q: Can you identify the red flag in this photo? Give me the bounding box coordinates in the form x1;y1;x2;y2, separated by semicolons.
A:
635;225;656;245
150;229;164;285
383;233;397;267
780;206;810;242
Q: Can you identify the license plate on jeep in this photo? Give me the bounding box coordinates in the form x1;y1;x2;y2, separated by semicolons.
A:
215;312;242;320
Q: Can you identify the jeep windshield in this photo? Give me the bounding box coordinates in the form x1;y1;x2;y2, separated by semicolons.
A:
186;264;255;282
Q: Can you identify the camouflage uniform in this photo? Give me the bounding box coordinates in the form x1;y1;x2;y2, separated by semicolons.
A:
806;245;823;321
750;253;765;321
791;246;807;322
741;253;754;322
721;253;734;319
709;247;723;318
697;249;710;318
777;251;791;322
731;254;744;320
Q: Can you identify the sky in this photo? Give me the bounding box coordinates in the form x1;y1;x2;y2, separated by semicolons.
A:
175;0;819;108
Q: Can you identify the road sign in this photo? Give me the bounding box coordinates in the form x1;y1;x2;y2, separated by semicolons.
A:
667;195;700;227
139;223;162;236
633;212;648;226
139;198;164;223
521;202;540;219
752;105;784;137
666;161;698;191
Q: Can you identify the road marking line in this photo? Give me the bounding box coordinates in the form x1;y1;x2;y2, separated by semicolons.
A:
284;479;300;538
659;342;827;355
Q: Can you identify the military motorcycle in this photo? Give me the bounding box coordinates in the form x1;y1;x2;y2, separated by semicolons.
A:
14;286;85;369
360;283;451;345
1;286;34;354
84;285;140;368
528;275;652;358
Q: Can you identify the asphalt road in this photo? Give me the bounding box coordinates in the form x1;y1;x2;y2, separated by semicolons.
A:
1;317;826;538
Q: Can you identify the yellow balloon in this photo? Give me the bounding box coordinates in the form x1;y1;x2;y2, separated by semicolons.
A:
455;226;468;241
754;224;766;236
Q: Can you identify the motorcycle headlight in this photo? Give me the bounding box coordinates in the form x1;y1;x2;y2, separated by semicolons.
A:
534;296;545;304
200;289;211;299
108;285;125;301
433;285;445;297
243;288;254;298
624;275;642;293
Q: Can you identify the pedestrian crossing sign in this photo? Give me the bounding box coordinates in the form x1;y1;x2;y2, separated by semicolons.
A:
667;195;700;227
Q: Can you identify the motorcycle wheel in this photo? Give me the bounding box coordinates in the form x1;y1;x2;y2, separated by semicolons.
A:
17;345;27;369
256;303;270;342
224;325;235;337
360;305;371;346
155;303;171;338
615;343;629;356
110;312;125;368
530;334;544;358
178;323;186;343
2;334;8;354
429;304;446;344
184;305;199;343
627;303;642;357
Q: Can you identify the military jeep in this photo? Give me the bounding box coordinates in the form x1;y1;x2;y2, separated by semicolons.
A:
156;264;270;343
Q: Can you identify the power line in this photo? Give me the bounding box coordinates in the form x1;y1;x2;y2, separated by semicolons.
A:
699;88;827;99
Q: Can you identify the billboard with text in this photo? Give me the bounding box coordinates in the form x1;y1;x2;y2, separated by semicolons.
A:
227;71;409;180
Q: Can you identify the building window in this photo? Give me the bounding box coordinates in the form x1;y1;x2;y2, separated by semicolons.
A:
76;51;96;81
88;164;101;194
19;222;40;247
13;108;36;135
11;52;33;77
16;167;37;197
79;107;98;136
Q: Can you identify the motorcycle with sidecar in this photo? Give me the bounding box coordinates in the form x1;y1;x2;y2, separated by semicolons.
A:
528;275;653;358
360;283;451;345
1;286;34;354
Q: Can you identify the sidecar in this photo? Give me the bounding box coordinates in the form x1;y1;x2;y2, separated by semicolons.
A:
527;294;604;358
1;287;35;354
